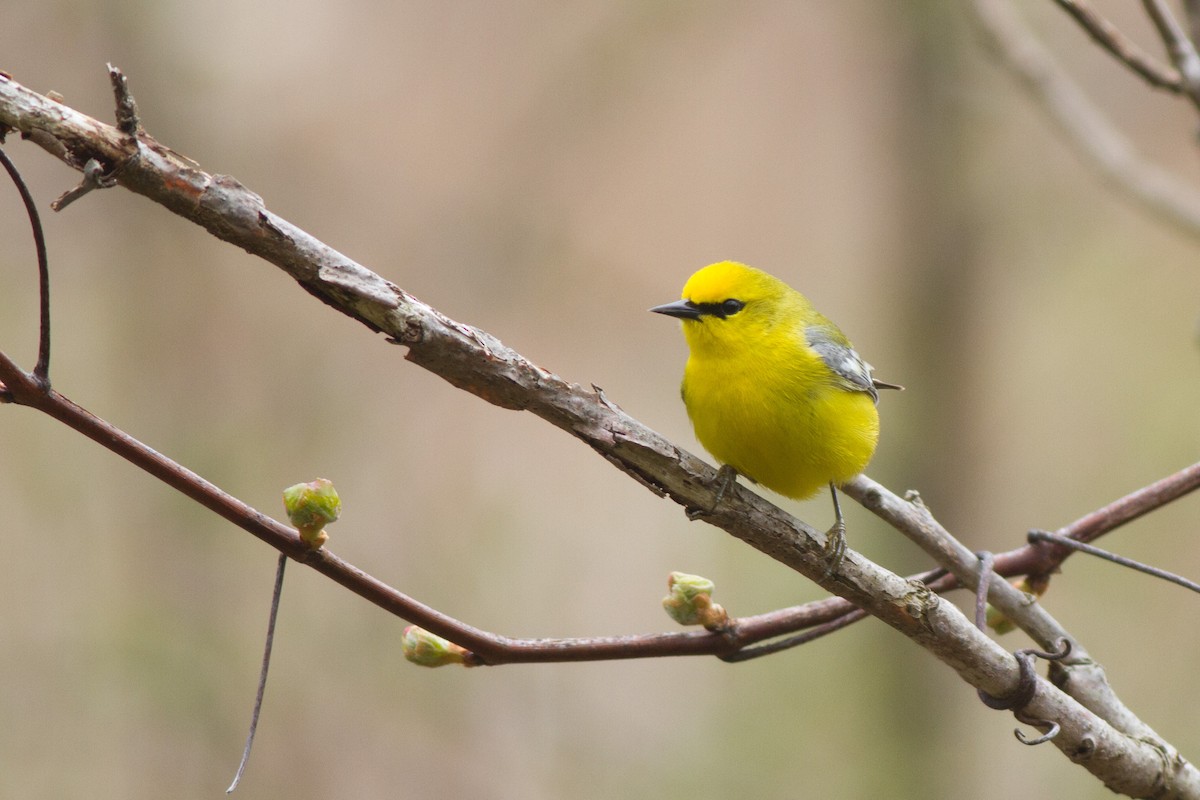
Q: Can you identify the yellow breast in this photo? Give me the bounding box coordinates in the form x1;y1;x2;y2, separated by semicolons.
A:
681;345;879;500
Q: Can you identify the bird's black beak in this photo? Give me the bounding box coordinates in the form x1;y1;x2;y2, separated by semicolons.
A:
650;299;702;320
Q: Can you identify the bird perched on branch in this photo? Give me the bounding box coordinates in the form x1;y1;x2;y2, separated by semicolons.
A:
651;260;899;576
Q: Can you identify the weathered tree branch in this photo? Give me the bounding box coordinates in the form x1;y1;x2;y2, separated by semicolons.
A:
2;70;1197;797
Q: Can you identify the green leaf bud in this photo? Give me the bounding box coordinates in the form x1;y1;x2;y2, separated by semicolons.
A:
283;478;341;548
662;571;728;630
402;625;470;668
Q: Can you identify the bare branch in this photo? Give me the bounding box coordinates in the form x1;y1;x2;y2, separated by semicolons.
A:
1186;0;1200;47
2;354;913;667
1040;458;1200;547
0;145;50;384
844;473;1194;757
901;460;1200;592
1143;0;1200;109
970;0;1200;239
1051;0;1185;92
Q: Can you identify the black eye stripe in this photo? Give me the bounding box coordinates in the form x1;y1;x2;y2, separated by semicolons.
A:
693;299;745;319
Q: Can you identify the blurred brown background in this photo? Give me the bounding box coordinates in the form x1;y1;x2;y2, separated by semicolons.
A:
3;2;1200;798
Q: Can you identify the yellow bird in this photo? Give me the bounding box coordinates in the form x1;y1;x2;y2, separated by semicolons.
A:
651;261;898;575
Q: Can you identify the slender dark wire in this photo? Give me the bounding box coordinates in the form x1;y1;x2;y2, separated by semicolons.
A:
0;146;51;384
227;553;288;794
1028;530;1200;594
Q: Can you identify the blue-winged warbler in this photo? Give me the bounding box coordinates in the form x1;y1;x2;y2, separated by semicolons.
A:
651;261;898;574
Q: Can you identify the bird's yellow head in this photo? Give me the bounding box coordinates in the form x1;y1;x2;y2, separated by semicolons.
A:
650;261;810;357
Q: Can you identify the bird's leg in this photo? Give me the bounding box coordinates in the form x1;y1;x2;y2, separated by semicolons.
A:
711;464;738;506
821;482;847;578
687;464;739;519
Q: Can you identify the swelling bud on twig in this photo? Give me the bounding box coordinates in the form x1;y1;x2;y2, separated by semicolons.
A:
662;571;728;631
282;478;341;549
402;626;471;667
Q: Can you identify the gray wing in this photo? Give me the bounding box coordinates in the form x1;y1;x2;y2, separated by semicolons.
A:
806;324;880;404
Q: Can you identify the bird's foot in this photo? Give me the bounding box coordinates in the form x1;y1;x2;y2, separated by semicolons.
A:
821;519;847;579
687;464;739;520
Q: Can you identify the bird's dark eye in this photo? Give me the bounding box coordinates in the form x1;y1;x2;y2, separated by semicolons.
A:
720;299;745;317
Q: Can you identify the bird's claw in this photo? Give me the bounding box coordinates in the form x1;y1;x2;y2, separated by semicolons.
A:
689;465;739;519
821;519;847;578
686;465;739;522
711;464;738;508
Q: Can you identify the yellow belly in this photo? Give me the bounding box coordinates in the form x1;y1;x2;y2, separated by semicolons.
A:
682;359;879;500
